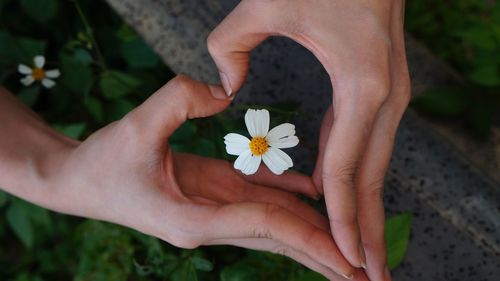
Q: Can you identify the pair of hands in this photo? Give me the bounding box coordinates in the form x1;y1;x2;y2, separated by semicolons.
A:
47;0;410;280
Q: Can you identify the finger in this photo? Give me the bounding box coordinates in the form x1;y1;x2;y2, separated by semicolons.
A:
208;0;320;95
126;75;232;146
312;105;334;195
204;202;354;278
207;237;352;280
241;165;318;198
323;68;391;268
240;183;329;231
359;3;410;281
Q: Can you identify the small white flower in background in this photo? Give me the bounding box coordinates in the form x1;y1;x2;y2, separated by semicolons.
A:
224;109;299;175
18;55;60;89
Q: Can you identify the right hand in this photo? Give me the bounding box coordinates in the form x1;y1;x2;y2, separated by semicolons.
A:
45;75;361;280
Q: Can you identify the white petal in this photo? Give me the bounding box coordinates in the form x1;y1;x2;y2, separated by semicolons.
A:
262;147;293;175
242;155;262;175
20;75;35;86
45;69;60;78
34;56;45;68
41;78;56;88
245;109;270;137
266;123;299;149
18;64;32;75
234;150;262;175
224;133;250;156
268;135;299;149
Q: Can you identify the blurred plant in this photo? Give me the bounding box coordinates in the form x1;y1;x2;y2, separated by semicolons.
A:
0;0;412;280
407;0;500;137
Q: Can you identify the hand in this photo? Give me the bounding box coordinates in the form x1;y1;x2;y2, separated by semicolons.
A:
45;75;357;279
207;1;411;280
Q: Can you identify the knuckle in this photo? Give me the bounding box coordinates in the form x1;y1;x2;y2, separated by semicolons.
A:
323;160;360;188
360;178;385;202
169;75;193;93
252;227;273;239
361;73;391;106
271;245;290;257
329;215;357;231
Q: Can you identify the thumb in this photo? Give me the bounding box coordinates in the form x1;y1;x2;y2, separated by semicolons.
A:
126;75;231;144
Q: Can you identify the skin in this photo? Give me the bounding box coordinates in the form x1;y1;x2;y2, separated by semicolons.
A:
0;76;372;280
207;0;411;280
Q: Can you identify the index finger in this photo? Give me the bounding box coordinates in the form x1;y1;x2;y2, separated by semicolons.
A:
203;202;355;278
322;73;390;269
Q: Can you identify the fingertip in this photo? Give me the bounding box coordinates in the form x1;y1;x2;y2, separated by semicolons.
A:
218;72;233;97
208;84;233;101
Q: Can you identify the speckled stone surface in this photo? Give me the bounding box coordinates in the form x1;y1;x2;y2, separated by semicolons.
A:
105;1;500;280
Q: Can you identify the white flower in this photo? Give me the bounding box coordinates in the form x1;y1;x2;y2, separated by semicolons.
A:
18;55;60;88
224;109;299;175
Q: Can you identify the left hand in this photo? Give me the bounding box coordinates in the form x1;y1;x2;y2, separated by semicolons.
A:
41;75;357;280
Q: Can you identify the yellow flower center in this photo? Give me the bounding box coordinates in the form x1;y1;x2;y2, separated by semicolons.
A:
32;68;45;81
249;137;269;156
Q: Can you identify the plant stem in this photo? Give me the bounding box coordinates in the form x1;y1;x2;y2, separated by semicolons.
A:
72;0;107;70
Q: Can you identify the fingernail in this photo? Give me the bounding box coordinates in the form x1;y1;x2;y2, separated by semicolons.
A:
358;244;367;269
342;273;354;280
219;72;232;97
384;265;392;281
208;84;232;100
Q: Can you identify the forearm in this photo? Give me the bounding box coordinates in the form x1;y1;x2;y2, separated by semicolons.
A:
0;87;78;208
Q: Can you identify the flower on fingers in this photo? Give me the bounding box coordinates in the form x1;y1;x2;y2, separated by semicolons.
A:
18;55;60;88
224;109;299;175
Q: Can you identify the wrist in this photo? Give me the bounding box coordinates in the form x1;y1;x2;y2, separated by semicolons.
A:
0;124;79;210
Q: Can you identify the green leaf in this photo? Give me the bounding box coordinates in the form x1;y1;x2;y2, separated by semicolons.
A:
0;189;7;207
84;96;104;124
105;99;136;122
20;0;58;23
60;56;94;96
53;123;87;139
99;70;141;99
17;86;40;107
6;201;34;249
121;40;159;68
411;88;469;116
194;138;216;157
73;48;94;66
171;260;198;281
191;256;213;272
468;64;500;87
220;263;259;281
385;213;413;269
293;271;327;281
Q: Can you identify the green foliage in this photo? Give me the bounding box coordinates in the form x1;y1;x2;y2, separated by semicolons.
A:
385;213;413;269
53;122;87;139
99;70;141;100
406;1;500;136
6;199;52;249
